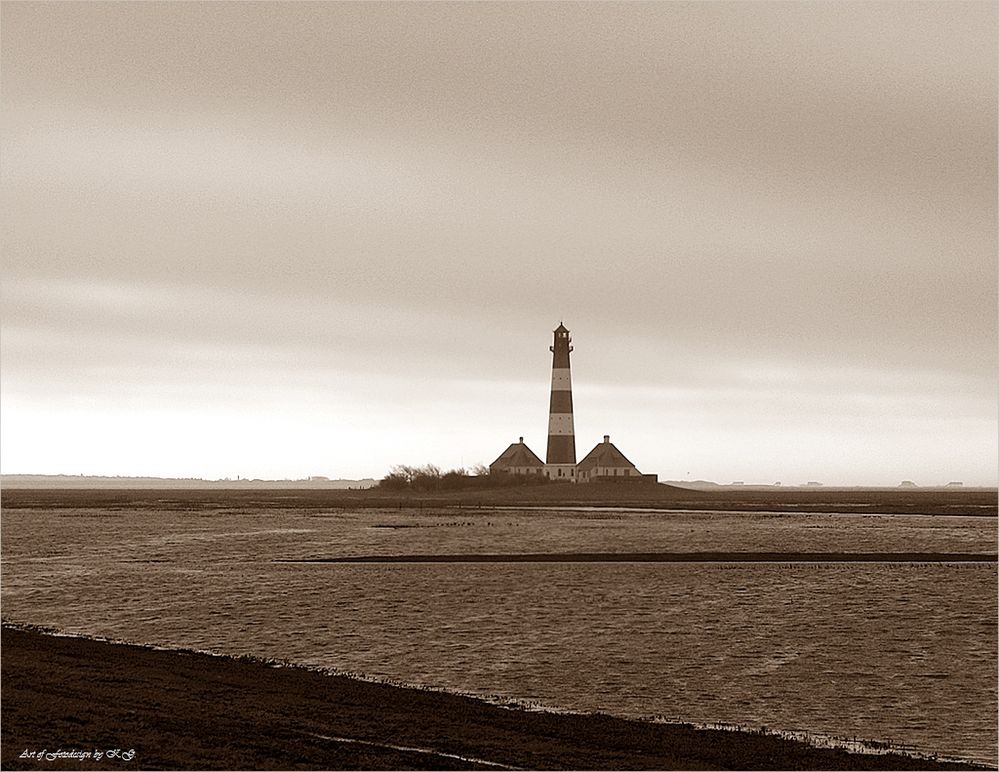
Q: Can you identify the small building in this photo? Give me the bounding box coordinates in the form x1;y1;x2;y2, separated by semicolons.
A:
489;437;545;476
576;435;643;483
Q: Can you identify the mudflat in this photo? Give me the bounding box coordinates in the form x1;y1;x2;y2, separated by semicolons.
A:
1;626;987;771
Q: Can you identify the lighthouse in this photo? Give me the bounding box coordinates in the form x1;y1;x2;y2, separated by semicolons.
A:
488;323;657;484
545;322;577;480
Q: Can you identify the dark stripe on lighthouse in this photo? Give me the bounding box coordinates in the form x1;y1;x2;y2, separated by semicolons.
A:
547;435;575;463
549;390;574;413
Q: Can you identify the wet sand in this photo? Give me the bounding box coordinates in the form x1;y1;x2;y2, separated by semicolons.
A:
1;626;988;771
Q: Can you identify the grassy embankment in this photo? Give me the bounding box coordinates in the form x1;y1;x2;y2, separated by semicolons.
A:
1;485;995;516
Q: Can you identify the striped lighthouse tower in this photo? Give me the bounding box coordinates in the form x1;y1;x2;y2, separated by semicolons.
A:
545;322;577;480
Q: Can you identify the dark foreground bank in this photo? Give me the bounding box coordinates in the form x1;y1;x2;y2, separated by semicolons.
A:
1;626;988;771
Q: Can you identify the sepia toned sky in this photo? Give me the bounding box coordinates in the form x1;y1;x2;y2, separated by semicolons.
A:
2;1;996;485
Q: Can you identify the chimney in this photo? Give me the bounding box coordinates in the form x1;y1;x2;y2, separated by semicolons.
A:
603;435;610;443
519;436;524;444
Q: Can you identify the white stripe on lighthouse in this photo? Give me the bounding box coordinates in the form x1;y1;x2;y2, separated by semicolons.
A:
550;368;572;390
548;414;575;434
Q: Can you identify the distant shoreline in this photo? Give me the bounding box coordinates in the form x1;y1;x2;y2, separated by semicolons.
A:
1;624;990;771
0;474;379;490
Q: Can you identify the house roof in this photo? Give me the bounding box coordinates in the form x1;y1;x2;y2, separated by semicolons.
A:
577;439;637;472
490;440;544;469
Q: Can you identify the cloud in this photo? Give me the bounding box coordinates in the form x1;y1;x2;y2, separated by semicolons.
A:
4;106;994;374
1;2;995;482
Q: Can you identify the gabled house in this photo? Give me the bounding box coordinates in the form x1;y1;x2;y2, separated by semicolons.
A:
576;435;642;483
489;437;545;476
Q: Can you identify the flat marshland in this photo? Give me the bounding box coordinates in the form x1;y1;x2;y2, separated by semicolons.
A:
2;487;996;770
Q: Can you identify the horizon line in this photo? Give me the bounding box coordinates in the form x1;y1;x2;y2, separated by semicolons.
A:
1;473;995;490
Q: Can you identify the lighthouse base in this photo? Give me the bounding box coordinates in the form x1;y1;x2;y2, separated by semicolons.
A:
544;464;578;482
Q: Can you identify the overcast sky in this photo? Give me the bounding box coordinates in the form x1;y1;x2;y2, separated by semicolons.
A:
2;1;996;485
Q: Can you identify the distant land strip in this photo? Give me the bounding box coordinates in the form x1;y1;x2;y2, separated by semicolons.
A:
277;552;998;564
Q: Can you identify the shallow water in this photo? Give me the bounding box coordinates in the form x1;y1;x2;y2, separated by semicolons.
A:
2;506;996;765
